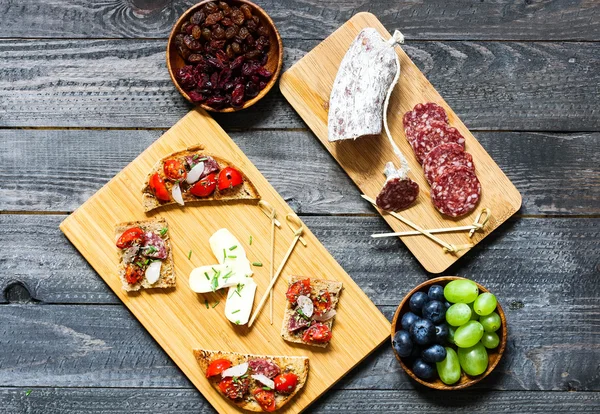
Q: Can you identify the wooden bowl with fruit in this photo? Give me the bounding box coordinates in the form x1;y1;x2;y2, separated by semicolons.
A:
391;276;507;390
167;0;283;112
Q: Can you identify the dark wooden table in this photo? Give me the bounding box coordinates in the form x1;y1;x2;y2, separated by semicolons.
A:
1;1;599;412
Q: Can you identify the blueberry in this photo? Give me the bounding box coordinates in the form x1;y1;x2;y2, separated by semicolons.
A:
422;300;446;324
434;323;449;344
401;312;420;331
422;344;447;363
409;292;429;314
412;358;436;380
428;284;445;301
392;330;413;358
444;301;452;310
409;318;436;346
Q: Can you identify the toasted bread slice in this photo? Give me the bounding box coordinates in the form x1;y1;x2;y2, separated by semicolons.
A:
281;276;343;348
194;349;309;412
142;145;260;212
115;218;175;292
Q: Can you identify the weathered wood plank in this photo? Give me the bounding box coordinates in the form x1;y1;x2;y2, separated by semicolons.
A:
1;215;598;308
1;0;598;41
0;39;598;130
0;303;598;391
1;387;599;413
0;130;598;215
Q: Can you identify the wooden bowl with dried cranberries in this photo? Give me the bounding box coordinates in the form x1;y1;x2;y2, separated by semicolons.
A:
167;0;283;112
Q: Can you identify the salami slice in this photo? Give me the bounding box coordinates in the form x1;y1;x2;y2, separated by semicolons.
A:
431;166;481;217
376;177;419;211
403;102;448;133
423;143;474;185
409;120;466;164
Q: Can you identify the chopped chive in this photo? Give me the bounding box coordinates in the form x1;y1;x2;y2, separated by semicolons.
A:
212;301;220;308
188;250;192;260
25;390;32;396
223;249;227;261
222;270;233;281
227;255;237;259
235;320;240;325
252;262;263;267
204;272;210;280
159;227;168;236
204;299;209;309
229;245;238;251
146;245;157;254
135;261;144;267
249;235;253;245
232;309;240;314
240;373;248;379
262;386;272;391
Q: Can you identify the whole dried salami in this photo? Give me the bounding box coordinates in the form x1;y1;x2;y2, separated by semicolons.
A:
423;143;474;185
403;102;448;133
328;28;404;142
376;177;419;211
431;166;481;217
409;120;466;164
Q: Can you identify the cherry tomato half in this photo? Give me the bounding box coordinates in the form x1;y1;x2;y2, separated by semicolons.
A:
218;377;249;400
253;389;276;412
217;167;243;191
190;173;217;197
124;263;144;285
312;290;332;316
285;279;311;305
302;323;332;344
163;159;187;181
149;173;170;201
116;227;144;249
206;359;232;378
274;372;298;394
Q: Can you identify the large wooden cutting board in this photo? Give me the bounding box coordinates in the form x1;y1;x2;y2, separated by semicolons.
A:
59;109;390;413
280;13;522;274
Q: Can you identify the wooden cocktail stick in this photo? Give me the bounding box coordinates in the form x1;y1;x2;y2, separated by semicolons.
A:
258;200;280;325
371;208;491;238
248;214;306;328
361;195;472;254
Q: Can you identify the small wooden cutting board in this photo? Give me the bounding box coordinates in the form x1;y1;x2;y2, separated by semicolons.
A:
59;109;390;413
280;12;522;274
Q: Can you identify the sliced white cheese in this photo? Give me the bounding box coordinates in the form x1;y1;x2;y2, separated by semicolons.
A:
189;264;245;293
251;374;275;389
186;161;205;184
209;228;253;278
172;182;184;206
225;277;257;326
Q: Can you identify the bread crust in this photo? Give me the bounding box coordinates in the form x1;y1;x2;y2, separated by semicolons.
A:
142;145;260;212
280;276;343;348
114;218;175;292
194;349;309;412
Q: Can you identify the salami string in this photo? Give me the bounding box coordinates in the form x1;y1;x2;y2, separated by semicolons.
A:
258;200;282;325
248;214;306;328
371;208;491;238
361;194;473;254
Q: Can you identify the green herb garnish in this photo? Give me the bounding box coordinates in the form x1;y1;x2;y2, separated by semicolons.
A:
227;255;237;259
159;227;168;236
232;309;240;314
204;299;209;309
146;245;158;254
262;386;272;391
212;301;220;308
188;250;192;260
229;245;238;251
223;248;227;261
296;308;310;321
249;235;253;245
211;273;220;292
222;270;233;281
25;390;32;396
252;262;263;267
204;272;210;280
235;320;241;325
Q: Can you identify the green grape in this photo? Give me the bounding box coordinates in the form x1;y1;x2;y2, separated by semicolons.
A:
447;326;456;345
453;320;484;348
474;292;497;316
467;302;479;321
436;347;461;385
458;342;488;376
479;312;501;332
446;303;472;326
444;279;479;304
481;332;500;349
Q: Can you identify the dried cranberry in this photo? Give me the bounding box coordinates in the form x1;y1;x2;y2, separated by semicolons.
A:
188;90;207;103
223;82;235;91
207;56;225;70
210;71;219;86
257;67;272;78
241;61;260;76
197;72;212;90
259;81;267;90
260;53;268;65
245;81;259;98
176;65;196;90
230;83;245;107
215;49;228;63
250;75;260;84
191;11;205;25
218;68;232;88
230;55;245;71
206;95;228;108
